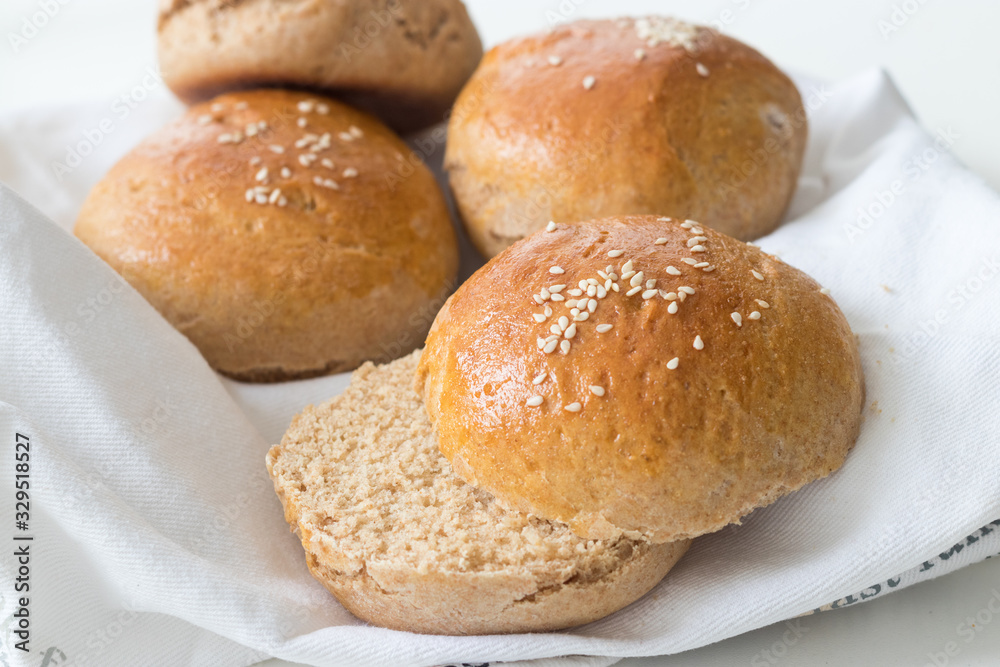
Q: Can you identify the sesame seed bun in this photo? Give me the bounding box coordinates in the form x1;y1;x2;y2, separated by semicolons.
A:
445;17;808;257
267;351;690;634
75;89;458;382
157;0;484;134
416;215;864;543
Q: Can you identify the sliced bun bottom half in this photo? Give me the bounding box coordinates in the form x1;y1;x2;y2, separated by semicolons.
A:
267;351;690;635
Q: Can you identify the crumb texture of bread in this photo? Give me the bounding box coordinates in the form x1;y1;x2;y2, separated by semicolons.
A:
417;216;864;544
446;17;807;257
158;0;484;133
74;90;458;381
267;351;689;634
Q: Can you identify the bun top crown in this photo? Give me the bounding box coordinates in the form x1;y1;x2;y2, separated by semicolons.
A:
416;215;863;543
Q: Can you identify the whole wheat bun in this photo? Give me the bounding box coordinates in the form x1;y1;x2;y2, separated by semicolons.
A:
267;351;690;634
158;0;483;134
445;17;807;257
417;215;864;543
75;89;458;382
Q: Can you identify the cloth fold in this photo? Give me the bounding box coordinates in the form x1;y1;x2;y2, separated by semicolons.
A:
2;69;999;667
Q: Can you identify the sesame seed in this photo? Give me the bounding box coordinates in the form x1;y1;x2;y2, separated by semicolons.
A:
608;249;624;258
548;55;563;66
280;167;292;178
315;177;340;190
550;293;565;302
343;167;359;178
234;101;248;110
820;287;831;295
682;258;698;266
560;340;571;354
696;62;710;77
526;395;544;407
575;311;590;322
583;76;597;90
667;301;679;314
197;114;213;125
626;285;642;296
254;192;268;204
544;306;552;317
703;265;716;272
691;245;707;253
339;132;354;142
349;125;364;138
611;283;620;292
533;372;547;385
677;291;687;302
635;48;647;61
249;156;262;166
630;272;645;287
320;158;335;169
268;145;285;154
569;289;583;297
533;295;545;305
540;288;551;300
694;262;709;268
297;118;308;128
558;316;569;330
731;312;743;327
590;385;606;397
298;101;315;113
654;238;668;245
687;236;708;247
642;289;658;299
564;323;577;339
245;124;258;137
546;221;557;232
210;103;224;113
255;167;269;183
564;402;582;412
621;271;635;282
596;324;613;333
749;311;762;320
277;196;288;207
694;335;704;350
663;292;678;301
646;279;657;289
549;324;562;336
258;121;268;131
666;357;680;370
269;188;282;204
298;155;314;167
658;217;672;222
679;286;695;295
549;284;566;293
549;266;565;274
752;270;764;281
587;285;598;297
680;221;694;229
756;299;770;309
533;313;546;323
622;260;634;273
317;103;330;115
597;284;607;298
578;280;589;290
543;340;558;354
217;133;233;143
588;299;598;313
244;189;254;202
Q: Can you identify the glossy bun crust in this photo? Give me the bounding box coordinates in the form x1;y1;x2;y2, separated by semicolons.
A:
158;0;484;133
76;89;458;381
417;215;863;543
445;17;807;257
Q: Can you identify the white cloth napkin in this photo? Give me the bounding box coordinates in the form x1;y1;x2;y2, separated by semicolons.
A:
2;69;1000;667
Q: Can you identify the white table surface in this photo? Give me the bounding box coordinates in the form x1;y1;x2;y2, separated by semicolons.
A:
3;1;999;665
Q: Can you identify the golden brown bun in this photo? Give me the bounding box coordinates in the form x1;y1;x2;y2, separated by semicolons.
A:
267;351;690;634
417;215;863;543
445;17;807;257
158;0;483;134
75;89;458;381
